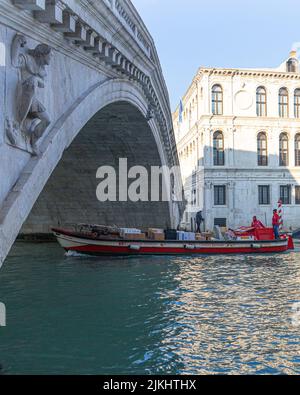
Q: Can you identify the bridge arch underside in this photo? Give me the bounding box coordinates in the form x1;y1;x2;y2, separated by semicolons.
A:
21;101;171;236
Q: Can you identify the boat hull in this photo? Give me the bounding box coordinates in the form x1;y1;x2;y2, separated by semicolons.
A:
52;228;292;257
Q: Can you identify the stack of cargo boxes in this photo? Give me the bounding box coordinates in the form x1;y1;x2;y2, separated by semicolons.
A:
120;228;146;240
177;231;196;241
119;228;213;242
148;228;165;241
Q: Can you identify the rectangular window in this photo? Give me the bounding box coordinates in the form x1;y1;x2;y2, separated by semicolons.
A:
257;134;268;166
213;132;225;166
296;186;300;204
214;185;226;205
279;90;289;118
257;102;266;117
214;218;227;227
258;153;268;166
213;148;225;166
212;89;223;115
280;185;291;205
256;89;267;117
258;185;270;205
295;90;300;118
192;189;197;206
279;102;289;118
279;135;289;166
295;137;300;166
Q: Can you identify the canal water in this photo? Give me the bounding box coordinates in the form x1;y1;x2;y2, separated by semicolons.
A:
0;242;300;375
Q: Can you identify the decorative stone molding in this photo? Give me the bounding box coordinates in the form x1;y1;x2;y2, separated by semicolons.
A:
115;0;136;34
199;67;300;80
51;10;76;32
34;0;65;24
65;20;88;42
13;0;46;11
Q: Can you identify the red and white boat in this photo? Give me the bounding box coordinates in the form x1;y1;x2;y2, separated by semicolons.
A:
52;227;294;257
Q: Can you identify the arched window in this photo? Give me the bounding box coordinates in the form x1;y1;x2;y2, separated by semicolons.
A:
279;133;289;166
213;131;225;166
295;89;300;118
279;88;289;118
257;132;268;166
212;85;223;115
287;58;298;73
256;87;267;116
295;134;300;166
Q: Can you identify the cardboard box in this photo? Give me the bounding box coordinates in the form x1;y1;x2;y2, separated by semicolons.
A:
148;228;164;234
150;233;165;241
155;233;165;241
122;233;146;240
148;228;165;240
120;228;141;235
202;232;213;241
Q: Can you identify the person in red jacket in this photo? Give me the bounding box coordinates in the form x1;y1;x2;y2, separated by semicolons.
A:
272;209;280;239
251;216;265;229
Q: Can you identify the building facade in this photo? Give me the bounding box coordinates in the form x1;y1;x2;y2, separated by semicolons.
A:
173;51;300;231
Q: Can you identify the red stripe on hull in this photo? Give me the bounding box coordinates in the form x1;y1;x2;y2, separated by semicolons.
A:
67;244;289;255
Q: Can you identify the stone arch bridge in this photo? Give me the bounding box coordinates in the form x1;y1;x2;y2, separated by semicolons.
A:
0;0;183;266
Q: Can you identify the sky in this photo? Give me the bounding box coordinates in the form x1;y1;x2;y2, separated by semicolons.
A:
132;0;300;111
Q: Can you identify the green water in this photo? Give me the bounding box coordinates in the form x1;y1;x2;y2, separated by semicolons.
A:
0;242;300;375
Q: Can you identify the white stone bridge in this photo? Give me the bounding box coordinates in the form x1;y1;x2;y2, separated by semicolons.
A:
0;0;182;266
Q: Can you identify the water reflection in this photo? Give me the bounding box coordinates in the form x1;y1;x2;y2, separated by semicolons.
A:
0;243;299;374
155;254;300;374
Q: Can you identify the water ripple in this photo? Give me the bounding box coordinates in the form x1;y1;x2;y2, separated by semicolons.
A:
0;243;300;374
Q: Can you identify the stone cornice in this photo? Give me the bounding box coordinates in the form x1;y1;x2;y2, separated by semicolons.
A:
204;167;300;174
198;67;300;80
199;115;300;126
173;65;300;115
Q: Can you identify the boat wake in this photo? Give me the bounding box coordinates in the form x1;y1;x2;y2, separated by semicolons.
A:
65;250;89;258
